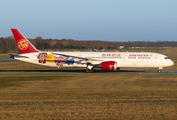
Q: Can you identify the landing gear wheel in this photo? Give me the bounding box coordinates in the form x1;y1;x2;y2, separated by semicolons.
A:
158;70;161;73
86;69;95;73
86;69;90;73
90;69;95;73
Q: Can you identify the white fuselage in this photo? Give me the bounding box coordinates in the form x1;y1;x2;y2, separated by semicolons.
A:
14;51;174;70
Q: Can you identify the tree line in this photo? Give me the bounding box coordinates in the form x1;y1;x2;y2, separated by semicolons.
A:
1;36;177;53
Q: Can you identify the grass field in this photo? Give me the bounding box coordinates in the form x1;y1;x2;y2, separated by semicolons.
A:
0;54;10;59
0;73;177;119
0;48;177;119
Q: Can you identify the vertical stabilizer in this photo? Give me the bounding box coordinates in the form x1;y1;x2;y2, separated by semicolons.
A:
11;29;39;54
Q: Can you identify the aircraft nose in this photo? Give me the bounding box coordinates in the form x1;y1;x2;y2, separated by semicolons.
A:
164;59;174;67
168;59;174;66
169;60;174;66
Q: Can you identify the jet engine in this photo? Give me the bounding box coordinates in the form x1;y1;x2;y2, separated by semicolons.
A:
101;61;117;71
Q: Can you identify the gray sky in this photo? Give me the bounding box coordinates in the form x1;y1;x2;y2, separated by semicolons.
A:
1;0;177;41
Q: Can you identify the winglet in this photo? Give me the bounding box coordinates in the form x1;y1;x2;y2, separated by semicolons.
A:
11;29;39;54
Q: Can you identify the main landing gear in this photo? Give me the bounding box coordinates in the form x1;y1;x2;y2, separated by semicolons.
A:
86;64;95;73
86;69;95;73
157;70;161;73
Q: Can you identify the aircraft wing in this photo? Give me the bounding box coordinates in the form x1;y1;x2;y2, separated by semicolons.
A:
52;52;102;65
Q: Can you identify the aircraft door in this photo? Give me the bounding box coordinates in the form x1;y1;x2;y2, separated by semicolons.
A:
155;55;159;59
123;55;127;62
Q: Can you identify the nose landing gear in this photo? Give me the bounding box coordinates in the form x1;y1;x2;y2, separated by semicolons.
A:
157;67;163;73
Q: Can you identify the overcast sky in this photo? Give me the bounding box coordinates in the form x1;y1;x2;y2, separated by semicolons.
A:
1;0;177;41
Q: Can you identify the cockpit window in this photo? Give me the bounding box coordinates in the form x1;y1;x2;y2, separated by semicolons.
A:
165;57;169;59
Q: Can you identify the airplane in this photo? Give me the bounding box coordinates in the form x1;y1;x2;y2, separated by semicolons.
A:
10;29;174;73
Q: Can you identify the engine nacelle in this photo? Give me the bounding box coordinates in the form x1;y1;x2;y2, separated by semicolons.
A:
101;61;117;71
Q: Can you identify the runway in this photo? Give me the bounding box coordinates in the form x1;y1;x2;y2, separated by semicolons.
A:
0;59;19;62
0;69;177;74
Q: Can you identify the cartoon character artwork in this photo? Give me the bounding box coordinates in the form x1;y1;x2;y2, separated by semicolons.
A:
37;53;78;66
65;58;74;65
37;53;47;64
46;54;56;63
54;56;66;66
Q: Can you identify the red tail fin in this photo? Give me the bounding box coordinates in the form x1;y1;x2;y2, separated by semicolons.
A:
11;29;39;54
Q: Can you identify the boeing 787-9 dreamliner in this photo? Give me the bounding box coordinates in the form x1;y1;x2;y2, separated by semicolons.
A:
11;29;174;73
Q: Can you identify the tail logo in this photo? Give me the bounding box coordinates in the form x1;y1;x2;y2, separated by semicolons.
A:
18;39;29;50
